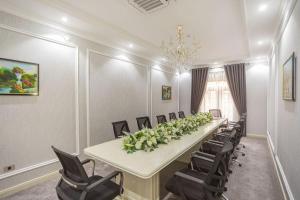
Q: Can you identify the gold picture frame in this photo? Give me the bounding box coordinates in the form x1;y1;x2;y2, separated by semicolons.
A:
282;52;296;101
162;85;172;100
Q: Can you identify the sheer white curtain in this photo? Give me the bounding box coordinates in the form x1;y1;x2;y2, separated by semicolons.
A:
199;68;238;121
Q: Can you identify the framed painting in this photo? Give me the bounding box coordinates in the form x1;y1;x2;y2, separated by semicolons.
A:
282;52;296;101
162;85;171;100
0;58;39;95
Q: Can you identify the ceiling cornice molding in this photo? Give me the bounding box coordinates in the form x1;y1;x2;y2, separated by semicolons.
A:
269;0;298;57
41;0;159;49
241;0;251;57
0;4;166;67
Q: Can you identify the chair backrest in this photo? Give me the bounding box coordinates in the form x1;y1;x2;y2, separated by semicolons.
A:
178;111;185;119
136;116;152;130
191;142;232;195
52;146;89;183
156;115;167;124
209;109;222;118
174;142;232;200
169;112;177;120
112;120;130;138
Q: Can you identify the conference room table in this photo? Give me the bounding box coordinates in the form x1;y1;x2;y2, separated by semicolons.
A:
84;118;226;200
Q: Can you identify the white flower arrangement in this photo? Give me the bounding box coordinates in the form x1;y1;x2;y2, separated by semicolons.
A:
122;112;213;153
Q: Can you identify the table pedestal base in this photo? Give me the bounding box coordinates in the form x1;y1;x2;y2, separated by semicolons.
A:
117;172;159;200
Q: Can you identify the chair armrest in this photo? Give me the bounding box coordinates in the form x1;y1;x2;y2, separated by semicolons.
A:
202;141;223;154
192;155;214;163
175;171;205;185
85;171;123;194
59;170;88;190
81;159;95;176
208;140;224;145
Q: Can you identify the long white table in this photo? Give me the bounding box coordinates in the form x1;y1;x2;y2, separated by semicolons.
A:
84;118;226;200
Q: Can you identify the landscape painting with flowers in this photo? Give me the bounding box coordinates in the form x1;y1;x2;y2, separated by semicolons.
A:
0;58;39;95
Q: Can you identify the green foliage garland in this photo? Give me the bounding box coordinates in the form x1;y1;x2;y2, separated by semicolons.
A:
122;112;213;153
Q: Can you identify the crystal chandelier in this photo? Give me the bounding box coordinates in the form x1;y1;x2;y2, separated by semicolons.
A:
161;25;201;70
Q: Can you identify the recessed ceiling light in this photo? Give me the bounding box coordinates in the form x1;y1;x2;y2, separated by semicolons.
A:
257;41;263;45
116;54;130;61
161;57;167;62
259;4;268;12
128;43;134;48
153;64;161;69
61;16;68;23
64;35;70;41
213;62;219;65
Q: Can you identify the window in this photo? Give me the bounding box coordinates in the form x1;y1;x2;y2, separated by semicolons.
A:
199;68;238;121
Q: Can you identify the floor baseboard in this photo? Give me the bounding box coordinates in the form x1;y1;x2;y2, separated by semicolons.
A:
247;133;267;138
0;170;59;199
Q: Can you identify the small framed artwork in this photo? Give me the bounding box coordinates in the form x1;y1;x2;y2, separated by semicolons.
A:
162;85;172;100
0;58;39;95
282;52;296;101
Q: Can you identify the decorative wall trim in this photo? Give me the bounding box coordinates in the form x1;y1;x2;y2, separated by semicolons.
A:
86;49;179;147
86;48;149;147
0;24;80;180
0;6;159;65
270;0;298;56
267;131;294;200
267;131;275;153
275;155;295;200
0;170;59;198
0;159;57;181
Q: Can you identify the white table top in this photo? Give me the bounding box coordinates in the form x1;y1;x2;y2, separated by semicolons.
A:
84;118;226;179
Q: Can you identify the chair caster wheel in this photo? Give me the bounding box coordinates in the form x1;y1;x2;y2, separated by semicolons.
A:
242;153;245;156
243;145;246;148
229;169;232;174
239;164;242;167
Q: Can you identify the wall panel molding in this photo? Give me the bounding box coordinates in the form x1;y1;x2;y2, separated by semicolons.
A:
267;131;294;200
0;24;80;180
86;49;150;147
86;49;179;146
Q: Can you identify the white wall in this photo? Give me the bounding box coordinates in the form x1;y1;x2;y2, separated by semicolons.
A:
151;68;179;125
88;51;149;145
268;1;300;199
246;62;269;135
0;11;179;192
179;70;192;116
0;28;78;174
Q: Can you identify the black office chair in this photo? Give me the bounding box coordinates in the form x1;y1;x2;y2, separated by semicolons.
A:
178;111;185;119
112;120;130;139
209;109;228;130
169;112;177;121
165;142;232;200
156;115;167;124
213;122;245;167
136;116;152;130
52;146;123;200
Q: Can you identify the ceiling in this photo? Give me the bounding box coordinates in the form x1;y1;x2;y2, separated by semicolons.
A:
0;0;284;65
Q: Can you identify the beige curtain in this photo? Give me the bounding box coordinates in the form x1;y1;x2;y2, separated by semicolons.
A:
199;68;239;121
